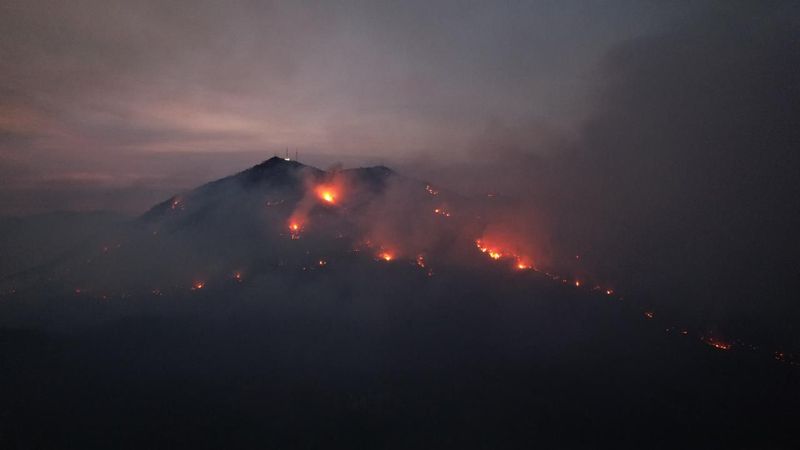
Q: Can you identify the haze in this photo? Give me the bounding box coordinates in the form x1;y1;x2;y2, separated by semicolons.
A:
1;0;717;214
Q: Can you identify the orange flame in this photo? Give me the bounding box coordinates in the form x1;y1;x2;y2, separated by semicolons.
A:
378;251;394;262
704;337;732;351
315;185;339;205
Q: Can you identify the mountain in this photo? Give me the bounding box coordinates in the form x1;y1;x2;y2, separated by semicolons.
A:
0;157;798;449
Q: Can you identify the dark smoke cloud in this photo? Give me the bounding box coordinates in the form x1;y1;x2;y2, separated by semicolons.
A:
404;2;800;344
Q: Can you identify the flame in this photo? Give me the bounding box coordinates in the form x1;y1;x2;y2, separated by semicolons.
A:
704;337;732;351
476;238;534;268
315;185;339;204
416;255;426;268
288;218;303;239
515;257;532;270
378;251;394;262
192;281;205;290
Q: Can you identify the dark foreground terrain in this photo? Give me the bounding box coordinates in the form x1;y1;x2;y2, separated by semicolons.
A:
1;264;798;449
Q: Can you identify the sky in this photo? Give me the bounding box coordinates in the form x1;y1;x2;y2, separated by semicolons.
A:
0;0;713;215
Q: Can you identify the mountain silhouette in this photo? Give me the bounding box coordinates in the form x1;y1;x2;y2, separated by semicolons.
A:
0;158;798;449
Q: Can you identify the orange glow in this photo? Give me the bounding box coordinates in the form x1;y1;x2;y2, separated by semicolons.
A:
416;255;426;268
378;251;394;262
515;257;533;270
476;238;534;269
315;185;339;204
233;272;242;282
288;218;303;239
574;280;581;287
192;281;205;290
704;337;732;351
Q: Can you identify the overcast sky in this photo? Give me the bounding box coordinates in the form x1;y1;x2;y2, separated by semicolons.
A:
0;0;758;214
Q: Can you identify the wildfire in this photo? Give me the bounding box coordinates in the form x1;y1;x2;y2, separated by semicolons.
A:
288;220;303;239
433;207;451;217
192;281;205;290
703;337;732;351
644;311;655;319
318;259;327;267
315;185;339;204
233;272;242;282
377;251;395;262
425;184;439;196
475;238;535;269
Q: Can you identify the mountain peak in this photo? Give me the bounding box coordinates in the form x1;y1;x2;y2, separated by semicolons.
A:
252;156;305;170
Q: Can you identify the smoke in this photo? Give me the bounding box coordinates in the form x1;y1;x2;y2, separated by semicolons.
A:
398;3;800;344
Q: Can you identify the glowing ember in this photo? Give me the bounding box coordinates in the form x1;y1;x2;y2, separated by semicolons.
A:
574;280;581;287
288;220;303;239
644;311;655;319
377;252;394;262
605;289;614;295
516;260;532;270
416;255;426;268
318;259;327;267
489;251;502;260
192;281;205;290
704;337;732;351
425;184;439;196
433;207;452;217
233;272;242;282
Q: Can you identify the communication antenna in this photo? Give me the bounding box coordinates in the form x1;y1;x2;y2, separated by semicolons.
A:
295;149;298;161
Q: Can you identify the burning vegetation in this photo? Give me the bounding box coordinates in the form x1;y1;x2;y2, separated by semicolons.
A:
475;238;534;271
703;336;732;351
315;185;339;205
377;251;395;262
